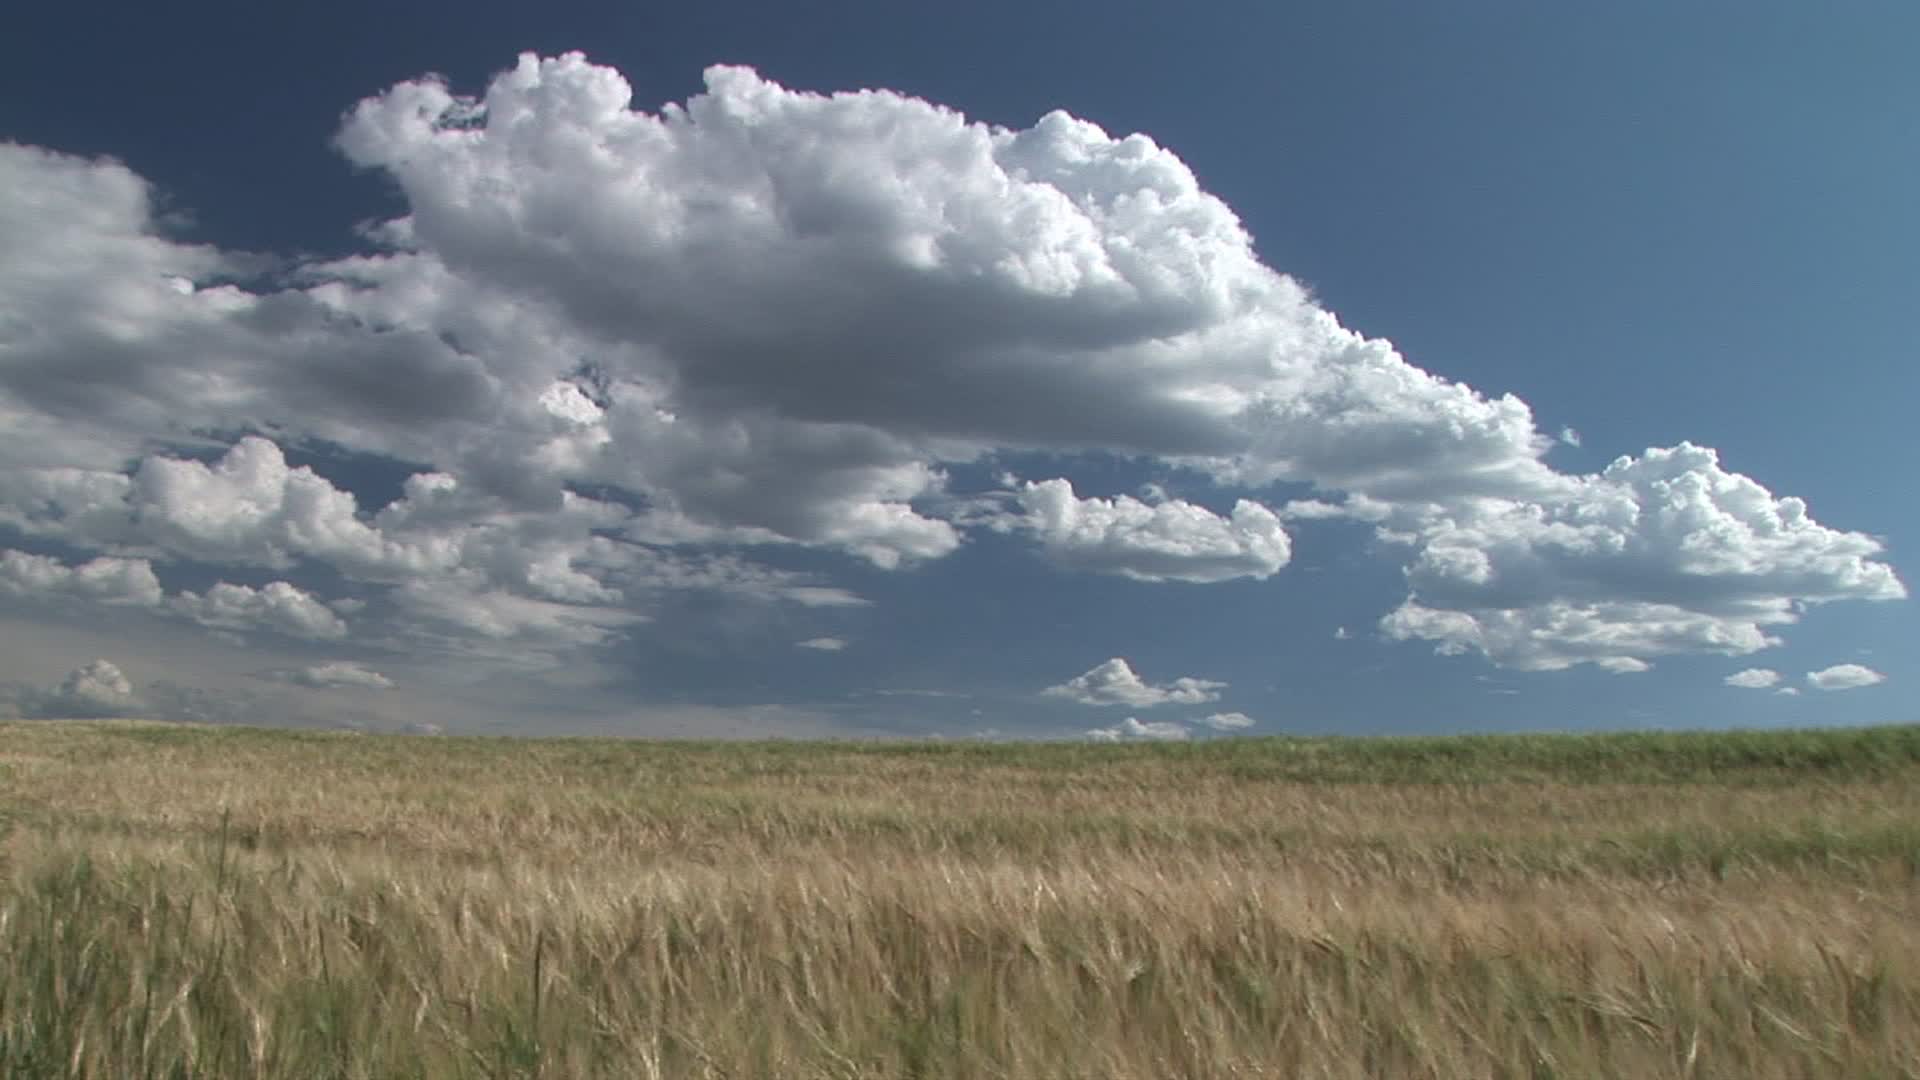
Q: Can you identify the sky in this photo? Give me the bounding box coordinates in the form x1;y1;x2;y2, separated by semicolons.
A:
0;1;1912;738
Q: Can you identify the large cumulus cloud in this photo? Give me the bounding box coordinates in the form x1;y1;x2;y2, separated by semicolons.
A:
330;55;1564;499
0;52;1904;680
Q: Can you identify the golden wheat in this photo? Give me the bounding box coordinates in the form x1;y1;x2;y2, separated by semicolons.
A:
2;721;1917;1077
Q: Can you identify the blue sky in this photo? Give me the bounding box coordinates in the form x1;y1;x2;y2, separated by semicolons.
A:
0;2;1910;736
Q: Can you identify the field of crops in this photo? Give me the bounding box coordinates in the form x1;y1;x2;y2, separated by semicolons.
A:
3;721;1917;1077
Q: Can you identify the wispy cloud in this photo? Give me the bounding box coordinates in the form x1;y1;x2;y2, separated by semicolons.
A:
276;662;395;690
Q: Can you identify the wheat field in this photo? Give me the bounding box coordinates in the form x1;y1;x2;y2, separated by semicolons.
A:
1;721;1917;1078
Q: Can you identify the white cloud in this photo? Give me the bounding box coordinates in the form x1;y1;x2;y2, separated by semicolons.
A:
781;586;872;608
1774;687;1801;697
1559;427;1582;448
171;582;349;640
0;549;162;608
1280;496;1392;523
1333;626;1350;640
1011;478;1289;583
127;438;451;576
284;662;395;690
1724;668;1782;689
868;688;967;700
1197;710;1254;731
0;146;504;478
1044;657;1224;707
392;574;641;647
1382;445;1904;671
1382;599;1779;673
1086;717;1191;742
21;660;144;718
0;54;1904;699
1806;664;1885;691
796;637;847;652
325;54;1576;520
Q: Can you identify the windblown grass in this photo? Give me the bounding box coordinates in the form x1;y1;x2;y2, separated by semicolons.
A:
2;721;1917;1077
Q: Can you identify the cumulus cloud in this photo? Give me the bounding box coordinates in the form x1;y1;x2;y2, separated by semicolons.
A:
124;437;448;576
1086;717;1191;742
326;54;1580;518
1806;664;1885;691
1382;445;1904;671
171;582;348;640
0;549;162;607
1724;668;1782;689
1197;710;1254;731
796;637;848;651
1044;658;1224;707
18;660;145;719
1383;599;1772;673
1010;478;1289;583
0;52;1904;695
283;662;395;690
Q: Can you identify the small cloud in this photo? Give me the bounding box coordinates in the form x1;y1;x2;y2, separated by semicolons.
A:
1774;687;1800;697
867;688;967;699
1333;626;1350;640
0;550;163;608
783;587;871;608
1597;656;1650;674
171;581;348;640
796;637;848;652
281;662;395;690
1279;496;1392;523
1559;427;1583;448
1724;668;1781;690
1044;658;1224;708
1806;664;1885;691
1086;717;1191;742
1012;477;1290;584
20;660;144;719
1197;711;1254;731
